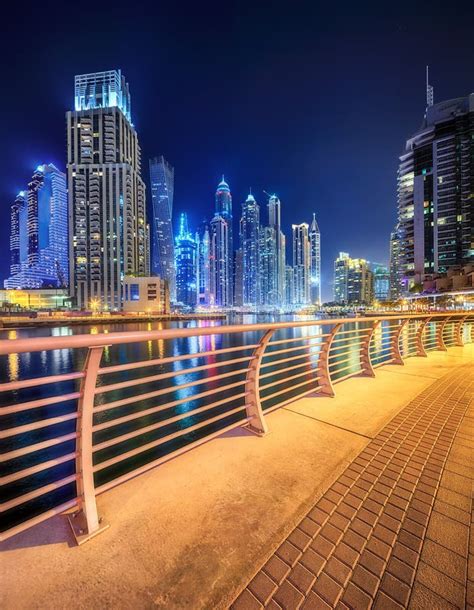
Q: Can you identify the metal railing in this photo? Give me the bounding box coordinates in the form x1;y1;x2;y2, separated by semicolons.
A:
1;312;473;543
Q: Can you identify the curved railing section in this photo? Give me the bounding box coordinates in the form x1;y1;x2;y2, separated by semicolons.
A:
1;312;473;543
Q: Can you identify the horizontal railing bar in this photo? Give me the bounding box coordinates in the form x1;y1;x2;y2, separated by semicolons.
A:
264;385;321;413
0;452;78;485
1;432;77;461
93;379;246;417
330;336;367;345
332;368;364;383
328;356;363;368
94;356;252;395
0;372;84;393
328;347;364;360
261;377;319;402
93;406;248;472
0;392;82;416
1;474;77;512
1;313;465;355
260;368;317;389
369;345;393;354
96;369;247;411
333;328;372;336
331;362;363;375
97;344;259;375
268;333;329;346
259;361;313;381
0;498;79;543
93;394;248;451
1;412;78;439
264;340;324;357
260;351;320;370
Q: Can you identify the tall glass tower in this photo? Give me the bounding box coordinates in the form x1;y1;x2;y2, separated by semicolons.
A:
210;213;230;306
5;164;68;289
67;70;148;310
240;191;260;306
215;176;233;304
149;156;175;301
310;213;321;306
175;213;197;307
292;223;310;305
267;194;286;306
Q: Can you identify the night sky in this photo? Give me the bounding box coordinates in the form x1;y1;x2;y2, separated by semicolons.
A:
1;2;473;301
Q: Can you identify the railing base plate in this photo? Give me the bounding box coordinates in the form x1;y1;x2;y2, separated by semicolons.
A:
245;424;268;437
67;511;109;546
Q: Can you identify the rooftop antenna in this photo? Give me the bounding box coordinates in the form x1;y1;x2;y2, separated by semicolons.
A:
426;65;434;108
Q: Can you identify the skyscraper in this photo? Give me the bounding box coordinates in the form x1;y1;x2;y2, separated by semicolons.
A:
196;225;211;306
67;70;148;310
389;228;402;300
267;194;286;305
209;213;230;307
397;90;473;293
215;177;233;304
5;164;68;289
175;213;197;307
334;252;374;305
259;226;278;307
372;264;390;302
309;213;321;306
292;223;311;305
149;156;175;301
240;191;260;306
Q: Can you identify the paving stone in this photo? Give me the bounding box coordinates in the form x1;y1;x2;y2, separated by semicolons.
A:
333;541;359;568
299;517;321;538
301;591;331;609
392;542;418;568
366;535;392;561
289;528;312;551
342;528;365;553
263;555;291;585
341;582;372;610
299;549;325;577
248;571;278;604
440;471;472;497
272;579;305;609
318;497;337;515
309;507;330;526
416;561;466;608
359;549;386;578
311;534;335;558
288;563;317;595
351;564;380;598
320;522;343;545
276;541;302;567
336;502;357;521
386;556;416;587
380;572;411;606
312;572;343;606
420;539;467;585
231;588;263;610
426;511;469;557
325;556;351;586
372;523;398;547
373;591;404;609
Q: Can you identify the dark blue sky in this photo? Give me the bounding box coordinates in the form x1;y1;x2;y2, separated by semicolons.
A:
1;1;473;301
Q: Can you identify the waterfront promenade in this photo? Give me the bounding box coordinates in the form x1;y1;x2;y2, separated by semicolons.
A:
1;344;472;609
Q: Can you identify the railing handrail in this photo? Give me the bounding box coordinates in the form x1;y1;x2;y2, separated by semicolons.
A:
0;312;467;355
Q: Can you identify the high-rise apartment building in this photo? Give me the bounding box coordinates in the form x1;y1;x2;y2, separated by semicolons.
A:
196;226;211;306
5;164;68;289
149;156;175;301
292;223;310;305
267;194;286;305
333;252;373;305
67;70;148;310
209;213;230;306
215;176;233;304
372;264;390;302
175;213;197;307
397;91;473;293
259;226;278;307
389;228;402;300
240;191;260;306
310;213;321;306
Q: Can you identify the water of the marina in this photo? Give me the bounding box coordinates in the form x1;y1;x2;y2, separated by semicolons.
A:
1;314;396;533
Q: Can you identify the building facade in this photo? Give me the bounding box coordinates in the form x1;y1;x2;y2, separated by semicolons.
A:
397;92;474;294
310;213;321;306
240;191;260;306
292;223;311;305
209;214;230;307
67;70;148;311
389;227;402;300
334;252;374;305
123;276;169;313
259;226;278;307
267;194;286;306
149;156;175;301
175;213;197;307
372;264;390;302
5;164;68;290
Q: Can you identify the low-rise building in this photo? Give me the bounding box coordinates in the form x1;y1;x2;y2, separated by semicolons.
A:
123;277;170;313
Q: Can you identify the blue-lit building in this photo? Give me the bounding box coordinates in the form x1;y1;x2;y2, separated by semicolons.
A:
5;164;68;289
310;213;321;306
149;156;176;301
215;176;233;304
239;191;260;306
210;213;230;307
372;263;390;302
175;213;197;307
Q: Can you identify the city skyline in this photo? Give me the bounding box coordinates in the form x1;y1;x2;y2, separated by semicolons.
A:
2;4;473;302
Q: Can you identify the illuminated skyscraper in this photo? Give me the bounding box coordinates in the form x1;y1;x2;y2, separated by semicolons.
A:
215;176;233;304
259;226;278;307
389;228;402;300
240;191;260;306
334;252;374;305
292;223;310;305
309;213;321;305
5;164;68;289
67;70;148;310
334;252;350;303
149;156;175;301
397;90;474;293
267;194;286;305
175;213;197;307
372;263;390;301
209;214;230;306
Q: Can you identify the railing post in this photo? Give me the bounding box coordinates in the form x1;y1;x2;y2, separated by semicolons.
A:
436;318;449;351
316;323;343;397
245;329;274;436
454;316;467;347
68;345;109;544
415;316;431;357
360;320;380;377
391;319;408;365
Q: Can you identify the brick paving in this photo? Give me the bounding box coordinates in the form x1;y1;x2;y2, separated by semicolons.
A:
231;364;473;609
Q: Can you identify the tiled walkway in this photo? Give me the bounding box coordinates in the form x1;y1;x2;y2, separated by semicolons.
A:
231;364;473;609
